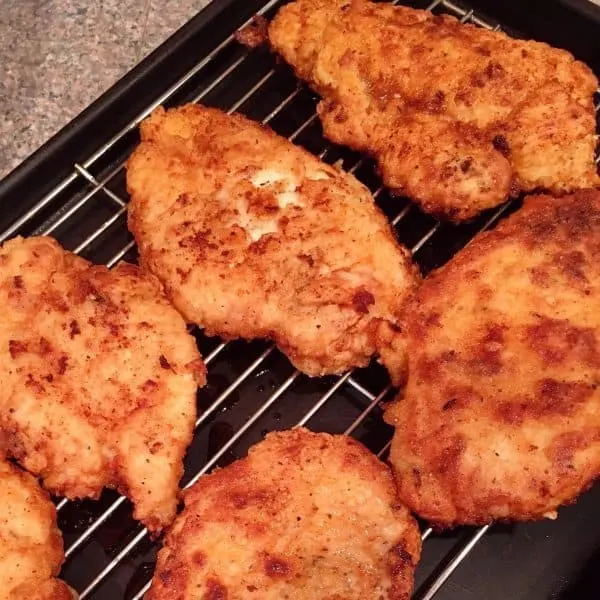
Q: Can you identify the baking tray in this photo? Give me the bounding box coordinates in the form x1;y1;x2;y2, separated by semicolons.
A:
1;1;599;599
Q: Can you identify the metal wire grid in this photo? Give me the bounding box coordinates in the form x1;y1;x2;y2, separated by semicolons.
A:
1;0;598;598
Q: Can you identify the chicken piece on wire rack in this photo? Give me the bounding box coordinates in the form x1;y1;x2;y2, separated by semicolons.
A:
0;1;597;600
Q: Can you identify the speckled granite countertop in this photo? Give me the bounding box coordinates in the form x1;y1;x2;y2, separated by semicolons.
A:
0;0;212;179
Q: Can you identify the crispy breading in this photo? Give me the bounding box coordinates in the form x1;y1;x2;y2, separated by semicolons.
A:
0;458;71;600
0;236;205;533
385;190;600;528
269;0;600;221
126;104;419;383
146;428;421;600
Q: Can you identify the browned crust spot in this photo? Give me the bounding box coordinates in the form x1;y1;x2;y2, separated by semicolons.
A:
352;289;375;314
204;577;228;600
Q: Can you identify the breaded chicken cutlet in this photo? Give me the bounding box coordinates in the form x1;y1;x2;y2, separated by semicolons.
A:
385;190;600;528
146;428;421;600
0;459;71;600
268;0;600;221
127;104;420;383
0;236;205;533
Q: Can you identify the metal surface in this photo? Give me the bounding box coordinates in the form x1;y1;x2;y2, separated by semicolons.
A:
1;1;599;599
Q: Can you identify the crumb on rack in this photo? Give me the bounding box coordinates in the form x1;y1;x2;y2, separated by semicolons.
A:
235;16;269;49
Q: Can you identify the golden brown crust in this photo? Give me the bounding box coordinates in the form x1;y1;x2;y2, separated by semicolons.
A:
146;428;421;600
0;459;72;600
269;0;600;221
385;189;600;527
0;236;204;532
126;104;420;383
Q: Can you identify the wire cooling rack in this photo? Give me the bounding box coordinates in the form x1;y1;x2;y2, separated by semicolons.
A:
1;1;599;598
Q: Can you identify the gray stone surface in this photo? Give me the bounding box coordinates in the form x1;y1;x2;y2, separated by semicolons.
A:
0;0;212;178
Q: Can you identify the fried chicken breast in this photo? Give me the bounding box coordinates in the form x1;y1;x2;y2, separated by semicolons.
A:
127;104;419;383
269;0;600;221
1;459;72;600
385;190;600;527
0;236;205;533
146;428;421;600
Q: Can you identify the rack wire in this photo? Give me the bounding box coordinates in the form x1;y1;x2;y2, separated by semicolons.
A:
2;0;598;598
